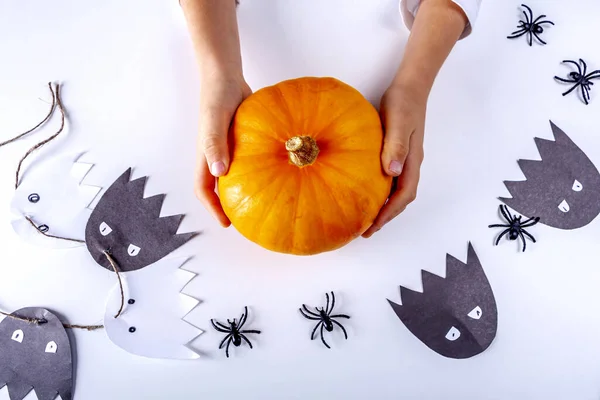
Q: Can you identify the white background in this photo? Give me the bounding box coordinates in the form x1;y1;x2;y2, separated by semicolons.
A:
1;0;600;399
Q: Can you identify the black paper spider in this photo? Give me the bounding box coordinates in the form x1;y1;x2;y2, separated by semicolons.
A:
554;59;600;105
299;292;350;349
211;306;261;358
507;4;554;46
489;205;540;252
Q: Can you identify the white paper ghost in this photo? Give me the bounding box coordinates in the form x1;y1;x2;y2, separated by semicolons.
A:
10;153;101;248
103;257;201;359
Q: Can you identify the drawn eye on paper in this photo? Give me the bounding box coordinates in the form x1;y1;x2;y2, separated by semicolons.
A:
388;243;497;359
0;307;73;400
500;121;600;229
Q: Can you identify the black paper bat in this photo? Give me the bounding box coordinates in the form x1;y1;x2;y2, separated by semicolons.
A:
85;168;195;272
388;243;497;359
501;121;600;230
0;307;73;400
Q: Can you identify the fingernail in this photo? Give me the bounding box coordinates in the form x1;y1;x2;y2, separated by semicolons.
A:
211;161;226;177
389;160;403;175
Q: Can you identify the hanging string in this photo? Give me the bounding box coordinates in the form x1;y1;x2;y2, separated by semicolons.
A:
0;310;104;331
103;250;126;319
24;216;86;244
0;82;56;148
15;82;67;189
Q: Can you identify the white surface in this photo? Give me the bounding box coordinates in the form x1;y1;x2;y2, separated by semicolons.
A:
104;257;201;360
0;1;599;399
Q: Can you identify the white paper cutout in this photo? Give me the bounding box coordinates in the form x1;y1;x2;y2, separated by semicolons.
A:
572;180;583;192
45;341;57;353
127;244;141;257
467;306;482;320
104;257;201;359
558;199;570;213
445;326;461;341
10;153;101;248
99;222;112;236
11;329;23;343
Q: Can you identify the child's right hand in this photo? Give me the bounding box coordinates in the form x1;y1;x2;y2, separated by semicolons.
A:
195;72;252;227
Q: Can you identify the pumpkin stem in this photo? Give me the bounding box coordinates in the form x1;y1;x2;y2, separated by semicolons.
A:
285;136;319;167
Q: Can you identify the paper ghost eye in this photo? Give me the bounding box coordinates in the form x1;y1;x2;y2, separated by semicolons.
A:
28;193;40;203
572;180;583;192
467;306;482;320
129;327;136;333
45;340;57;353
99;222;113;236
38;224;49;233
127;244;141;257
445;326;461;341
128;299;135;305
558;199;570;213
11;329;24;343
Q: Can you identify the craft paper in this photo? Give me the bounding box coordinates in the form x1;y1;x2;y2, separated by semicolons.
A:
85;168;195;272
501;121;600;229
0;307;72;400
388;243;497;359
104;257;201;359
10;153;100;248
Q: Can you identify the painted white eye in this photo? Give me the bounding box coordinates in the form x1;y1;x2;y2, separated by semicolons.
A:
467;306;482;320
99;222;113;236
558;199;570;213
445;326;461;341
45;341;57;353
572;180;583;192
127;244;141;257
11;329;23;343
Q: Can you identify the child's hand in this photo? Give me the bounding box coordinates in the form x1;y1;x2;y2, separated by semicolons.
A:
362;83;426;238
195;73;252;227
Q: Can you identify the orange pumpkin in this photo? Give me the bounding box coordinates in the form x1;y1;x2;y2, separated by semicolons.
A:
218;77;392;255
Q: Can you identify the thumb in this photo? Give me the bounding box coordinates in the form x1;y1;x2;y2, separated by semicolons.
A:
381;121;412;177
199;108;232;177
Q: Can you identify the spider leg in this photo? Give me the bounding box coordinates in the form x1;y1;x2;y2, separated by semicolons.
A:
330;314;351;319
325;292;330;315
328;291;336;314
518;231;527;252
533;32;547;45
300;306;321;320
522;229;537;243
489;224;511;228
225;337;233;358
507;29;527;39
554;77;578;84
211;320;231;333
320;324;331;349
561;84;581;97
219;333;232;349
586;71;600;80
519;216;536;225
563;60;583;76
240;329;261;334
532;14;548;25
580;59;588;76
302;304;321;317
521;217;540;227
581;84;590;105
495;228;511;246
240;334;253;349
311;321;323;340
521;4;533;24
527;31;533;47
238;306;248;330
500;205;513;223
331;320;348;340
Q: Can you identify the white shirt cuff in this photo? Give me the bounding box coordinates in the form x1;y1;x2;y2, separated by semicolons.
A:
400;0;482;39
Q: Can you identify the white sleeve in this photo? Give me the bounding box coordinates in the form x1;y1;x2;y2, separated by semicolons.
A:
400;0;482;39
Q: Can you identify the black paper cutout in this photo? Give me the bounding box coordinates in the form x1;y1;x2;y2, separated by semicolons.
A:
554;59;600;105
85;168;195;272
506;4;554;46
0;307;72;400
299;292;351;349
211;307;261;358
388;243;497;359
500;121;600;230
489;204;540;252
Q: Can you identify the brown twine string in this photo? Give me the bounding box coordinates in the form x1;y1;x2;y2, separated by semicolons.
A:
25;216;86;244
15;82;67;189
0;82;56;148
103;251;126;319
0;310;104;331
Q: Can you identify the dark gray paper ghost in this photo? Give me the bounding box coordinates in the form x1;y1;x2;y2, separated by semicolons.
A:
388;243;497;359
85;168;195;272
0;307;72;400
501;121;600;229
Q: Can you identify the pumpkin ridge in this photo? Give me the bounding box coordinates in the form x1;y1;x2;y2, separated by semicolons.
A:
317;159;374;188
250;97;294;141
236;120;284;144
228;169;288;214
225;159;283;180
252;171;295;243
288;169;304;251
310;168;352;233
312;99;366;140
273;86;296;131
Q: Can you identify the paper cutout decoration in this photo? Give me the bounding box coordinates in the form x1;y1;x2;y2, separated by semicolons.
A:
104;257;201;359
388;243;497;359
10;153;100;249
0;307;73;400
85;168;195;272
299;292;350;349
500;121;600;229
